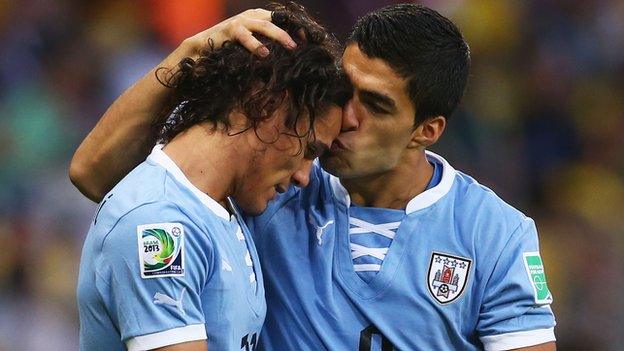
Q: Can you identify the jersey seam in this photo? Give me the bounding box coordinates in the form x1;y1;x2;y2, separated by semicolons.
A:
97;165;167;250
479;219;526;294
170;201;216;284
478;218;544;335
99;200;165;252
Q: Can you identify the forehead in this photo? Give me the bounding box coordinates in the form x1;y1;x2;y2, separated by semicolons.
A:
341;44;409;102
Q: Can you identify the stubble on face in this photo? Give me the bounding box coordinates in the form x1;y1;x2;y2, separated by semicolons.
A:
320;44;417;180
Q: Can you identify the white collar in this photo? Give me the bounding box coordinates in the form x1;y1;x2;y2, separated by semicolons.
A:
148;145;231;220
329;150;456;214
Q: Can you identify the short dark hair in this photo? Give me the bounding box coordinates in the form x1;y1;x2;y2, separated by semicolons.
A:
155;2;349;147
348;3;470;125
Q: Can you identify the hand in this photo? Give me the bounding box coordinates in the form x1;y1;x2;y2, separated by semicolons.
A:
181;9;297;59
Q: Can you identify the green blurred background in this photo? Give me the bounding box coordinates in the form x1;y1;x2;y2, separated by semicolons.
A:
0;0;622;349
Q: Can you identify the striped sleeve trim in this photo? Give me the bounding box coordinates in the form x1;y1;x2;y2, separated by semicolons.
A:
126;323;206;351
481;327;555;350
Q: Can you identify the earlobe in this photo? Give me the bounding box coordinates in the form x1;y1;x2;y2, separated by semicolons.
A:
228;109;249;129
408;116;446;149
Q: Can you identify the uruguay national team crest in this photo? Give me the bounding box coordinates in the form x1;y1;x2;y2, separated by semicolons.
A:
137;223;185;278
427;252;472;304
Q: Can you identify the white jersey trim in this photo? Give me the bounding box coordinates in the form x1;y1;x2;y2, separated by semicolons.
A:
353;263;382;271
149;145;230;220
329;174;352;207
404;151;456;214
480;327;556;351
126;323;206;351
328;151;455;214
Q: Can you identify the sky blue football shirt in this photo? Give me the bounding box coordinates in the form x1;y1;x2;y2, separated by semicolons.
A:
248;151;555;351
77;146;265;351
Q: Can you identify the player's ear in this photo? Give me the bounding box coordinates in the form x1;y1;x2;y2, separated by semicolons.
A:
408;116;446;149
228;106;248;126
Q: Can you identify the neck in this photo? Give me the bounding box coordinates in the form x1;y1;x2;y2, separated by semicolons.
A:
163;124;246;208
342;150;433;209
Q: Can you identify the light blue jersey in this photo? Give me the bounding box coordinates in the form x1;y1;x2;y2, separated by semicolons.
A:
348;161;442;283
248;151;555;351
77;146;266;351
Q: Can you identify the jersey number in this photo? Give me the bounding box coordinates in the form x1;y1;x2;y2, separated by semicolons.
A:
359;325;395;351
241;333;257;351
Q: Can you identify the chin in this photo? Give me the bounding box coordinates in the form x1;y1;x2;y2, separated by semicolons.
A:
320;156;353;178
235;199;268;216
242;204;267;216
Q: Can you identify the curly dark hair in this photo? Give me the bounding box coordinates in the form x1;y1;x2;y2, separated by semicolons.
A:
154;2;349;150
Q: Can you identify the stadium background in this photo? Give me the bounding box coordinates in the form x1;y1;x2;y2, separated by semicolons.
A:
1;0;622;349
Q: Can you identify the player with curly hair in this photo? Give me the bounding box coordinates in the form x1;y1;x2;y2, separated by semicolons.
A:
75;3;347;350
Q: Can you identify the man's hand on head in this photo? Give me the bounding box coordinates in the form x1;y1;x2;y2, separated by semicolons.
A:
181;9;297;59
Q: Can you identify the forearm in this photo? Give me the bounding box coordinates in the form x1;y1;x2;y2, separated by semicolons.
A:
69;42;196;202
511;341;556;350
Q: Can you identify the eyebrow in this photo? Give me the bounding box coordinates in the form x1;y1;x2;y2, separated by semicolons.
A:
359;90;397;112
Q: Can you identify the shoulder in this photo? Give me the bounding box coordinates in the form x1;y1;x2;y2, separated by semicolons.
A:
450;170;530;235
422;154;537;260
102;200;212;255
97;159;209;230
93;200;215;285
94;161;168;228
443;170;542;278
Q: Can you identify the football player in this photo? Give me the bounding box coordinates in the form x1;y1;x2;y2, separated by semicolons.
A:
75;4;344;350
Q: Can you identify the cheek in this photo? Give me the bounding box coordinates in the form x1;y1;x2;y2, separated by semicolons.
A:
358;118;413;155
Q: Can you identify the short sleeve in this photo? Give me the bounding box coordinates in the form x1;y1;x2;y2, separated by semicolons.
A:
96;201;213;351
477;217;556;350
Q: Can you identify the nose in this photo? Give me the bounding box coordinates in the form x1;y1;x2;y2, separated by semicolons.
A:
291;159;314;188
341;99;359;132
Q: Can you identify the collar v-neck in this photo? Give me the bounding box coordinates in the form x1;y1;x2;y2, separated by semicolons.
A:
328;151;456;297
329;150;456;213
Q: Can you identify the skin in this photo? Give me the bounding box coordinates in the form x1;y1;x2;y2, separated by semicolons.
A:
322;43;446;209
69;9;555;351
163;104;340;215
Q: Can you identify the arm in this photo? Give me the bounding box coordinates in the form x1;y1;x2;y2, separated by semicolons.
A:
69;9;296;202
478;218;557;351
99;203;213;351
512;341;555;350
153;340;207;351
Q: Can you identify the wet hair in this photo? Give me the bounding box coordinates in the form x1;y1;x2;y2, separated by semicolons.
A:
155;2;350;148
348;3;470;125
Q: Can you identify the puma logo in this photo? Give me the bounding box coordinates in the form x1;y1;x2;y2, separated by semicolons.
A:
153;287;186;315
309;214;333;246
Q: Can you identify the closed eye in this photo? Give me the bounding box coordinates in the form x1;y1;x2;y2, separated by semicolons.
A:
363;100;389;114
359;90;395;115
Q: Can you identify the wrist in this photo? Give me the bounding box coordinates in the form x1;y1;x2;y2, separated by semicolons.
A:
160;39;199;69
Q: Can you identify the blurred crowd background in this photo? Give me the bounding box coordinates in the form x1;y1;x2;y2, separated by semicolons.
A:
1;0;622;349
